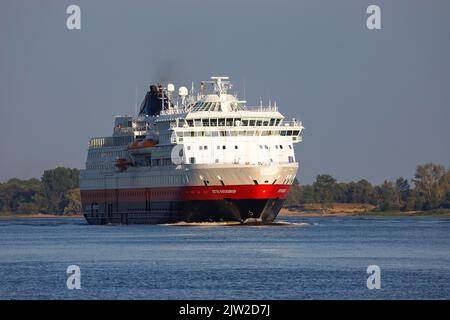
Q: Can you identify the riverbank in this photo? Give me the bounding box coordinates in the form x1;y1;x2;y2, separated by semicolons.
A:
279;206;450;217
0;213;82;219
1;207;449;219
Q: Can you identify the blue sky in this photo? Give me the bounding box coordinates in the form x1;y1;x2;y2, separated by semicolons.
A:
1;0;449;184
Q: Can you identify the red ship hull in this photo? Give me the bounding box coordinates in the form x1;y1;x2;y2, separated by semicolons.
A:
81;184;291;224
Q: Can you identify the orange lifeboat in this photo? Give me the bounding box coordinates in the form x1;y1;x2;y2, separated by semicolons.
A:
115;158;131;171
127;139;158;150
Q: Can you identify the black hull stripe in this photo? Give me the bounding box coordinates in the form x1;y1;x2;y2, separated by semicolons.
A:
83;198;285;225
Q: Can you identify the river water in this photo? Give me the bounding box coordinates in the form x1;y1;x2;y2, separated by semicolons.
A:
0;216;449;299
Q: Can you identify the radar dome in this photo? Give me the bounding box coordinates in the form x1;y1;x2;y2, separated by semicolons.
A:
178;86;188;96
167;83;175;93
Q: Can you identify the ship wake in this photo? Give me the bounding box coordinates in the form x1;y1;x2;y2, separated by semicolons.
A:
162;220;310;227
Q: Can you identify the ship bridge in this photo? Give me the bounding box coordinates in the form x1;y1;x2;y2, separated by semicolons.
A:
191;95;244;113
150;76;303;151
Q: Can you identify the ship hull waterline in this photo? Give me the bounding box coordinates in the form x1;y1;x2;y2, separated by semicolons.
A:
81;184;290;225
83;198;285;225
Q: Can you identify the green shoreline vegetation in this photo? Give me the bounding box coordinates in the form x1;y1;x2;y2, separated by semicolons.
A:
285;163;450;217
352;208;450;217
0;167;80;217
0;163;449;218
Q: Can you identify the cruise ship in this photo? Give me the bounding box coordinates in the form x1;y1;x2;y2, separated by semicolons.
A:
80;76;304;224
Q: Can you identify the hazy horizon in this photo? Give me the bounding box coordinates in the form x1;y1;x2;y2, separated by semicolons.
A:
1;0;449;185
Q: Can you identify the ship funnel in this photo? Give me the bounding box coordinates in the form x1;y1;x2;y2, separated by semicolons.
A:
138;84;168;116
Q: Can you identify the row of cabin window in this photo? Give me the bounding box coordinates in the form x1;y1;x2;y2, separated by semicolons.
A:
188;155;295;165
89;136;133;148
88;150;127;159
87;164;114;170
192;101;244;112
86;175;183;188
186;144;292;151
185;118;281;127
151;158;172;166
178;130;300;137
87;157;172;170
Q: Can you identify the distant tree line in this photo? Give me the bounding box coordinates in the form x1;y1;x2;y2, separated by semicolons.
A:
1;163;449;215
0;167;81;215
286;163;450;212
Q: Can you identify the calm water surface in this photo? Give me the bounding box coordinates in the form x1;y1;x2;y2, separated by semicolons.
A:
0;216;449;299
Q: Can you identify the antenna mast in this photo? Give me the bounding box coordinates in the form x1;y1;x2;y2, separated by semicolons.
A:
134;84;138;115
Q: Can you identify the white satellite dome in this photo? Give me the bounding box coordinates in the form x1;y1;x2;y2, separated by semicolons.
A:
167;83;175;93
178;86;188;96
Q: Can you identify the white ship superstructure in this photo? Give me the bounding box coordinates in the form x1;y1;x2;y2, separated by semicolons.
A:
80;76;304;224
